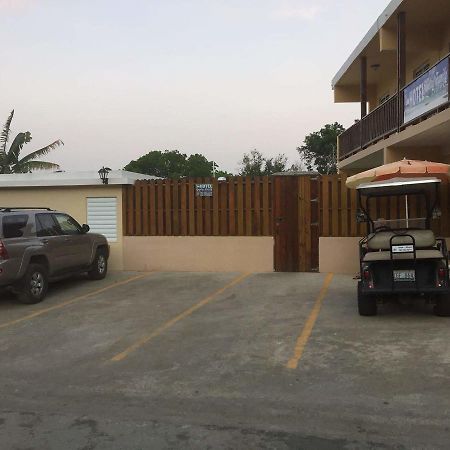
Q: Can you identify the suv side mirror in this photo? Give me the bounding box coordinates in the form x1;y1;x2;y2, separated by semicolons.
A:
81;224;90;234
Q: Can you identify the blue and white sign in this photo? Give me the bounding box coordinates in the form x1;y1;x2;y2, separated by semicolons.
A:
195;183;213;197
404;59;449;123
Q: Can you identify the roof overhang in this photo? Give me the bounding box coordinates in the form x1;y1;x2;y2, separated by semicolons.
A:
0;170;159;188
332;0;403;89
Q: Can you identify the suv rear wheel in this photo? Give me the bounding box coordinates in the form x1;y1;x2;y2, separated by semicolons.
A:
17;263;49;304
87;249;108;280
358;281;377;316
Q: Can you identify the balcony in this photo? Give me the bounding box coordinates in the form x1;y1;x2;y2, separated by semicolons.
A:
339;55;450;162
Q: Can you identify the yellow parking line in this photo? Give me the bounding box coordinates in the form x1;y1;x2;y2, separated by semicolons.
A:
111;272;252;362
286;273;334;370
0;274;148;331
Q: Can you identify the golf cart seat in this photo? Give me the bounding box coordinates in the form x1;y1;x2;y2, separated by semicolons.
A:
367;229;436;251
363;249;444;262
363;229;443;262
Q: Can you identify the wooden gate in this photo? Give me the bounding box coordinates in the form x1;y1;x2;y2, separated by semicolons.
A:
273;176;299;272
273;175;320;272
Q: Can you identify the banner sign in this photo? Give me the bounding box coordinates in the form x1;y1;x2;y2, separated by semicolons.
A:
404;58;449;123
195;183;213;197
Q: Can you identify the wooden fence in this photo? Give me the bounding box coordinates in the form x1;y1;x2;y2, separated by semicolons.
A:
124;177;273;236
124;175;450;240
320;175;450;237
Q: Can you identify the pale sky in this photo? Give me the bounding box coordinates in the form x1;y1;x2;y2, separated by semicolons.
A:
0;0;388;173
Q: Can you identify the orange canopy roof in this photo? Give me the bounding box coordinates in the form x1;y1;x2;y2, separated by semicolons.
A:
346;159;450;189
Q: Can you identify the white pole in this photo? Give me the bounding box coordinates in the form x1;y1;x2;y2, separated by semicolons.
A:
405;194;409;228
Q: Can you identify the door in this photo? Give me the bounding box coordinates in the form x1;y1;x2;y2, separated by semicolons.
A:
35;213;71;274
52;213;92;269
273;176;299;272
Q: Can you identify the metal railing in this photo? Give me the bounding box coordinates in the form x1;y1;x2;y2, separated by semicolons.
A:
338;54;450;161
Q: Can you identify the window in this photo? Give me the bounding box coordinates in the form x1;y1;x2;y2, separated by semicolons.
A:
36;214;60;237
2;214;29;238
53;214;82;235
414;62;430;79
87;197;117;242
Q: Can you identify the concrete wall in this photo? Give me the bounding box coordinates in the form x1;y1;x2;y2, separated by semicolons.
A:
319;237;362;275
0;186;124;270
320;237;450;275
123;236;274;273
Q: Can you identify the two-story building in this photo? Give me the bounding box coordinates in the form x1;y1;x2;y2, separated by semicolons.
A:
333;0;450;174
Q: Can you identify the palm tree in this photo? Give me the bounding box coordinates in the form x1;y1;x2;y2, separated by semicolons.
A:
0;110;64;174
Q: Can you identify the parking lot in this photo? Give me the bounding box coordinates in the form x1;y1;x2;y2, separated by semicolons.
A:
1;271;450;449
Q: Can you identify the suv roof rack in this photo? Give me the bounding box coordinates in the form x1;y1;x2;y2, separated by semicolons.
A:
0;207;53;212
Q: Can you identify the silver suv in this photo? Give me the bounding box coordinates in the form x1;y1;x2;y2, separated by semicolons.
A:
0;208;109;304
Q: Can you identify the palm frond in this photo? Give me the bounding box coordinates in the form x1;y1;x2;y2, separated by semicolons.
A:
14;160;60;173
7;132;30;163
0;110;14;154
18;139;64;165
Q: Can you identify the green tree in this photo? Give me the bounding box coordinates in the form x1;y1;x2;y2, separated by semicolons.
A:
297;123;344;174
0;110;64;174
186;153;214;177
238;149;288;176
124;150;229;178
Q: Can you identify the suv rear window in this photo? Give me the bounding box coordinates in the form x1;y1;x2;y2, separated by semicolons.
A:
2;214;29;238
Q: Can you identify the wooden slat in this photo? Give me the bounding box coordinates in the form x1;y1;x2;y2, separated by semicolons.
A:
172;179;179;235
228;178;236;235
149;182;156;235
204;180;212;235
142;182;149;235
262;176;270;235
188;179;195;235
220;179;228;235
331;176;339;236
298;177;312;272
212;178;219;235
253;176;261;235
196;178;203;235
340;176;348;237
237;177;244;235
157;179;164;235
245;176;252;236
127;185;135;235
134;182;142;235
321;176;330;236
165;180;172;235
180;180;187;235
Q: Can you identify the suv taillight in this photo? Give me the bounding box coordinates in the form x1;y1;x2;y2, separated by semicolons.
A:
0;240;8;260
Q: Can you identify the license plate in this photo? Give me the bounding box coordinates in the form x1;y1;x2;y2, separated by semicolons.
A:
393;270;415;282
392;245;414;253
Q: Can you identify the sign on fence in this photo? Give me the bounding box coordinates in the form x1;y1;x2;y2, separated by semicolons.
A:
404;58;449;123
195;183;213;197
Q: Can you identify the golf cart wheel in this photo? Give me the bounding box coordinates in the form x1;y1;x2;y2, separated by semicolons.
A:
17;263;49;304
434;295;450;317
358;281;377;316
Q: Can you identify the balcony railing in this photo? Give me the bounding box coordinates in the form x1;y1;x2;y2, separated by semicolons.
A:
339;54;450;161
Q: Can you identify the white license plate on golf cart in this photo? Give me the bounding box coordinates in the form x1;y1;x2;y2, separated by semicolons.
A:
393;269;415;282
392;245;414;253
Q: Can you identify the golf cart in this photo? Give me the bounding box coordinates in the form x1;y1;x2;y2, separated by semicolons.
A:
356;177;450;316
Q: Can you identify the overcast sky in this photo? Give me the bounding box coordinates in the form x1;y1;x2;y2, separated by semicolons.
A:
0;0;388;173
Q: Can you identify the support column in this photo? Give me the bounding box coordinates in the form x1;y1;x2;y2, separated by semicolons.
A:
360;56;367;118
397;11;406;129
